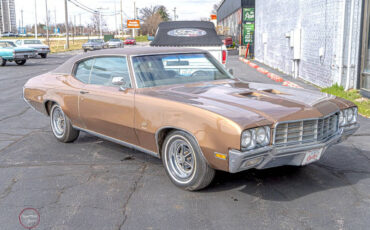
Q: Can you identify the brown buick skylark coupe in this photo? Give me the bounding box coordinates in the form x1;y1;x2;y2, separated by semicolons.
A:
23;47;359;190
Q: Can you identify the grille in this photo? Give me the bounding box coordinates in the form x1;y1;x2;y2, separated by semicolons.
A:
274;113;339;146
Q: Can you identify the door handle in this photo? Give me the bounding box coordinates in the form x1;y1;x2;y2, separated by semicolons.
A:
80;91;89;94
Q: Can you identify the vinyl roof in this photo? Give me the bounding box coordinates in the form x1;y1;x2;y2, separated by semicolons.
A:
51;47;206;74
150;21;223;47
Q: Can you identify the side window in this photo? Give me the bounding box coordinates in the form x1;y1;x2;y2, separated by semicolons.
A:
90;57;131;87
75;59;94;83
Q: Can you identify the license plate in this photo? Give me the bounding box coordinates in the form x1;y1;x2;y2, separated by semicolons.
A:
302;148;323;165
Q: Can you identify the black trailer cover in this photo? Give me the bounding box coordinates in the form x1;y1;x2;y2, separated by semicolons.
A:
150;21;223;47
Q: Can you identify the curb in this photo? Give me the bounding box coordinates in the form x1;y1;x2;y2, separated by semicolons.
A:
239;57;303;89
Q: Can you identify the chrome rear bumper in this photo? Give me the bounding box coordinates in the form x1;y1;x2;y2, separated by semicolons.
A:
228;124;360;173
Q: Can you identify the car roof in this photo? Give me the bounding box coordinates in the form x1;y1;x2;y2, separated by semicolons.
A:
51;47;207;74
150;21;223;47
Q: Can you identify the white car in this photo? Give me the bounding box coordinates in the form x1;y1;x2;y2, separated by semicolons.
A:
107;39;124;48
16;39;50;58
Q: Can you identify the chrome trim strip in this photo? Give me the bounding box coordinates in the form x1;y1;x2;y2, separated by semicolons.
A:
229;123;359;173
73;126;160;158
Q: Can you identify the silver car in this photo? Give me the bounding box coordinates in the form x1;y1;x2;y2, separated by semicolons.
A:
107;39;124;48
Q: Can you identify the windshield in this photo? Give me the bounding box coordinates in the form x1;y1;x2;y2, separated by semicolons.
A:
0;41;16;47
132;53;233;88
24;40;42;44
110;39;120;42
126;38;134;40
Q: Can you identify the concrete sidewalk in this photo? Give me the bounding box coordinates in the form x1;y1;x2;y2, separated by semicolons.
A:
227;54;318;91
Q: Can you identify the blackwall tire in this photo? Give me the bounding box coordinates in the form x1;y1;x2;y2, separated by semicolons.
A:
162;130;215;191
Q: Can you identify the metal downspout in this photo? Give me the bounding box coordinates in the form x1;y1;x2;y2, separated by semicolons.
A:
338;0;347;86
345;0;356;90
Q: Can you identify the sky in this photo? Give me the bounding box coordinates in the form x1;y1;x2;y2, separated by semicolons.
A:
15;0;217;30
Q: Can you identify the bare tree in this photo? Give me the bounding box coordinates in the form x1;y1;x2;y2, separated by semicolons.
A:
211;0;223;14
140;5;170;35
90;12;107;35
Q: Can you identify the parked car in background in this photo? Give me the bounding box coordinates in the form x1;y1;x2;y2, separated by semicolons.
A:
16;39;50;58
0;32;16;37
218;35;233;48
82;39;108;52
124;37;136;45
23;47;359;191
0;41;36;66
107;39;124;48
147;35;155;41
151;21;228;66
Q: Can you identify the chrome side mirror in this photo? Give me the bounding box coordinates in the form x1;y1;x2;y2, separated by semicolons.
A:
228;68;234;75
112;77;127;91
112;77;125;86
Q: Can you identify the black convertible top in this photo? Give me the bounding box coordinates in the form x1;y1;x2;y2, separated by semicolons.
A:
150;21;223;47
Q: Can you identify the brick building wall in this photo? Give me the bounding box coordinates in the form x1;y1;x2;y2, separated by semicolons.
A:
254;0;363;88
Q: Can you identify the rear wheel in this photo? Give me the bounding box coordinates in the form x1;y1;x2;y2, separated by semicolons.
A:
40;53;47;58
0;58;6;66
15;60;26;65
162;130;215;191
50;104;79;143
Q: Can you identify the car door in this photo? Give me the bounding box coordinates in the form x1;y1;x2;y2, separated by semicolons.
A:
78;56;138;145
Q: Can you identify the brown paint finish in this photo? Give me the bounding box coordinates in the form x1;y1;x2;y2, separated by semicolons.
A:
23;48;357;172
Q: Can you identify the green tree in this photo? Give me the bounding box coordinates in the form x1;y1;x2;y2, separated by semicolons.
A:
158;6;170;21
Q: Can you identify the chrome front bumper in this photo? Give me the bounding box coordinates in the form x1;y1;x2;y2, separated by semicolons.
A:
228;124;360;173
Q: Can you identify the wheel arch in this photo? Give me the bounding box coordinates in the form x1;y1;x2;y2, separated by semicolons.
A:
155;126;205;160
44;100;57;116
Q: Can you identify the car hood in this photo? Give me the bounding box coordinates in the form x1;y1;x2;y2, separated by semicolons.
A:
22;44;49;49
139;80;351;129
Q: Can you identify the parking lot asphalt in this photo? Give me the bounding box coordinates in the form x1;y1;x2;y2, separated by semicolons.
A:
0;52;370;230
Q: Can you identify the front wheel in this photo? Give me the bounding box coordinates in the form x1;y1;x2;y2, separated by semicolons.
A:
0;57;6;66
15;60;26;65
50;104;79;143
162;131;215;191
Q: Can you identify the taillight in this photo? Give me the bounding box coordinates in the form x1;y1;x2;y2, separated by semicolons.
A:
222;50;227;64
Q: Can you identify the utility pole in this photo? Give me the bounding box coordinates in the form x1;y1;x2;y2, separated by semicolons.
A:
173;7;177;21
132;1;136;38
54;8;57;33
114;2;117;35
34;0;38;39
64;0;69;49
79;14;82;35
73;15;76;43
120;0;123;36
45;0;49;45
21;9;23;28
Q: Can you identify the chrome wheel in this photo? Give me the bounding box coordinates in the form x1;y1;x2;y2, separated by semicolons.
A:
165;136;196;183
51;106;65;138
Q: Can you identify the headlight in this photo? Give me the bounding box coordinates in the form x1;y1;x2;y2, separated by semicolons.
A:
241;126;270;150
339;110;346;126
339;107;357;126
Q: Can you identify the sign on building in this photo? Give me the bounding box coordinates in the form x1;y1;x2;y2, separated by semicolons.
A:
242;7;255;51
127;20;140;29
